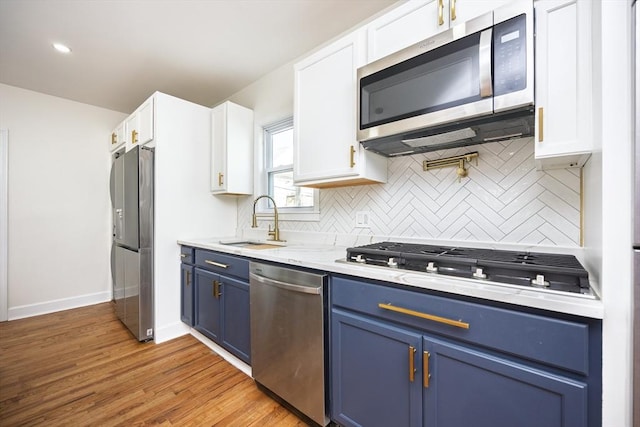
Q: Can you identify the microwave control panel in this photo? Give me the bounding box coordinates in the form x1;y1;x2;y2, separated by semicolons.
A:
493;14;527;96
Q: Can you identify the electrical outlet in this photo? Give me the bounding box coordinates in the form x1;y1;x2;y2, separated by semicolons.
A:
146;328;153;337
355;211;371;228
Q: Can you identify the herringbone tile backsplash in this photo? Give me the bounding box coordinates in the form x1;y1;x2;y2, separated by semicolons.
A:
239;137;581;246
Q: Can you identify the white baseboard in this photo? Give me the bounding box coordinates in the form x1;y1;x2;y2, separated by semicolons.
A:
7;291;112;320
154;321;190;344
190;329;252;377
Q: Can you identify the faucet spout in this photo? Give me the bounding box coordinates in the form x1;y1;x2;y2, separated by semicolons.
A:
251;195;283;242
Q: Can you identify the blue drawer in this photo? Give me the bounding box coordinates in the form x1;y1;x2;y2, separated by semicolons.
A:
180;246;194;264
195;249;249;280
331;275;590;375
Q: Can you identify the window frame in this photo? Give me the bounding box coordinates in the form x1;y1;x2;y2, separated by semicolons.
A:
259;117;319;221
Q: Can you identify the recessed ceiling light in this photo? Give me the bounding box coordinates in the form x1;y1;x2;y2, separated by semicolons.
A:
52;43;71;54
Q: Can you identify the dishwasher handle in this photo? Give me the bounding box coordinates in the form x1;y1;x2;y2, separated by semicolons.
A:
250;272;321;295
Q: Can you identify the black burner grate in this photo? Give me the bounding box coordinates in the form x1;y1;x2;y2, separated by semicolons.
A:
346;241;590;293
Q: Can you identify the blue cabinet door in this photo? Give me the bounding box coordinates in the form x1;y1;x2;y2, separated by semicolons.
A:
331;309;422;427
220;274;251;364
180;263;194;326
194;268;222;342
423;336;588;427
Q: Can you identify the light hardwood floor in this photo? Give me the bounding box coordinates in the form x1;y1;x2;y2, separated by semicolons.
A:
0;302;307;426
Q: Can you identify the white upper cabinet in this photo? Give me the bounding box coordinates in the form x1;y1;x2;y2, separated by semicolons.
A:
110;120;126;152
534;0;593;169
125;96;154;152
367;0;508;62
367;0;440;62
210;101;254;195
294;30;387;188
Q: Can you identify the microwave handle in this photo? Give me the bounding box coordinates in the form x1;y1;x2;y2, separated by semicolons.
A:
479;28;493;98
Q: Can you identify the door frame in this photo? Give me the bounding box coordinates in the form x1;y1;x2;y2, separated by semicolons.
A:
0;129;8;321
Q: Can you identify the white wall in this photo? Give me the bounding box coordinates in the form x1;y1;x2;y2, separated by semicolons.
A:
0;83;126;318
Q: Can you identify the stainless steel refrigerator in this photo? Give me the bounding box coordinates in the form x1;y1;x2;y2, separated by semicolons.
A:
110;146;154;341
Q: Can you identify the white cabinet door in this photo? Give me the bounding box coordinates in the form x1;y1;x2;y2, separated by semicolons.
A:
210;101;253;195
534;0;592;169
367;0;440;62
294;30;387;188
125;96;154;152
366;0;509;63
450;0;509;27
110;120;126;152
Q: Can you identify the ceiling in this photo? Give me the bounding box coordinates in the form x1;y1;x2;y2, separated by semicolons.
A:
0;0;397;113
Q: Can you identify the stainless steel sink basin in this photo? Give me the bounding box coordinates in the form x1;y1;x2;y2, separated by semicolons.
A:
218;240;286;250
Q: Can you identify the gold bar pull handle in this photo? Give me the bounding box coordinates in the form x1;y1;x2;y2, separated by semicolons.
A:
213;280;221;298
409;346;416;382
205;260;229;269
180;253;187;258
111;132;117;145
218;172;224;186
450;0;456;22
538;107;544;142
186;270;191;286
378;303;470;329
349;145;356;168
131;129;139;145
438;0;444;25
423;351;431;388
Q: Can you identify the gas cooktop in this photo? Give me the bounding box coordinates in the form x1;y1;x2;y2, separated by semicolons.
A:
345;241;591;294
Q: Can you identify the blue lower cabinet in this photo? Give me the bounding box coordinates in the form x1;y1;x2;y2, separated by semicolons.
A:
329;275;601;427
220;275;250;364
331;309;423;427
180;263;194;326
193;266;251;364
194;268;222;342
423;336;587;427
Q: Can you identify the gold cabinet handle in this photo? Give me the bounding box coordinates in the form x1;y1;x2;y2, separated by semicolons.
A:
213;280;221;298
409;346;416;382
131;129;139;145
378;303;470;329
205;260;229;269
186;270;191;286
438;0;444;26
111;132;117;145
218;172;224;186
423;351;431;388
538;107;544;142
349;145;356;168
180;254;187;258
450;0;456;22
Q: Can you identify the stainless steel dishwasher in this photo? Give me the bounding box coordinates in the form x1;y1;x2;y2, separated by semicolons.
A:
249;262;328;426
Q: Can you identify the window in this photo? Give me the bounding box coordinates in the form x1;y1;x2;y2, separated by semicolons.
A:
263;118;318;218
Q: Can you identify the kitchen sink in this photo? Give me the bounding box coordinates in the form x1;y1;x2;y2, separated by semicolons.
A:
218;240;286;250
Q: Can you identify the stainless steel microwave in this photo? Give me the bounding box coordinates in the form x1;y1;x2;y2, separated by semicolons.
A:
357;1;535;157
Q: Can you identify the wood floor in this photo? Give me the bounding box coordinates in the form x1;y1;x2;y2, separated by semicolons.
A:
0;302;307;426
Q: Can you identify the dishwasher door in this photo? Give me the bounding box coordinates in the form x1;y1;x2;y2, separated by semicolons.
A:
249;262;328;426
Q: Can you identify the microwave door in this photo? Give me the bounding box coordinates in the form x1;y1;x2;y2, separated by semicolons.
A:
358;27;494;143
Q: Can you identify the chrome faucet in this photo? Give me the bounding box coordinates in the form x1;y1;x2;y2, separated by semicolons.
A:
251;195;283;242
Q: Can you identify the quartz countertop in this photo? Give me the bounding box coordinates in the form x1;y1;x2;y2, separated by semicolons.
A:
177;236;604;319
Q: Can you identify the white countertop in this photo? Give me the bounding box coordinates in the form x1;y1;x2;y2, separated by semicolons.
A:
177;236;604;319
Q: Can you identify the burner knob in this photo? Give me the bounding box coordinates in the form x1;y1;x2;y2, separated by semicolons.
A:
354;254;366;263
531;274;549;287
387;257;398;268
426;262;438;273
472;268;487;280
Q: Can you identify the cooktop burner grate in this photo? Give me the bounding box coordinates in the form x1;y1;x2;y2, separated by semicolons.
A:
345;242;590;294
